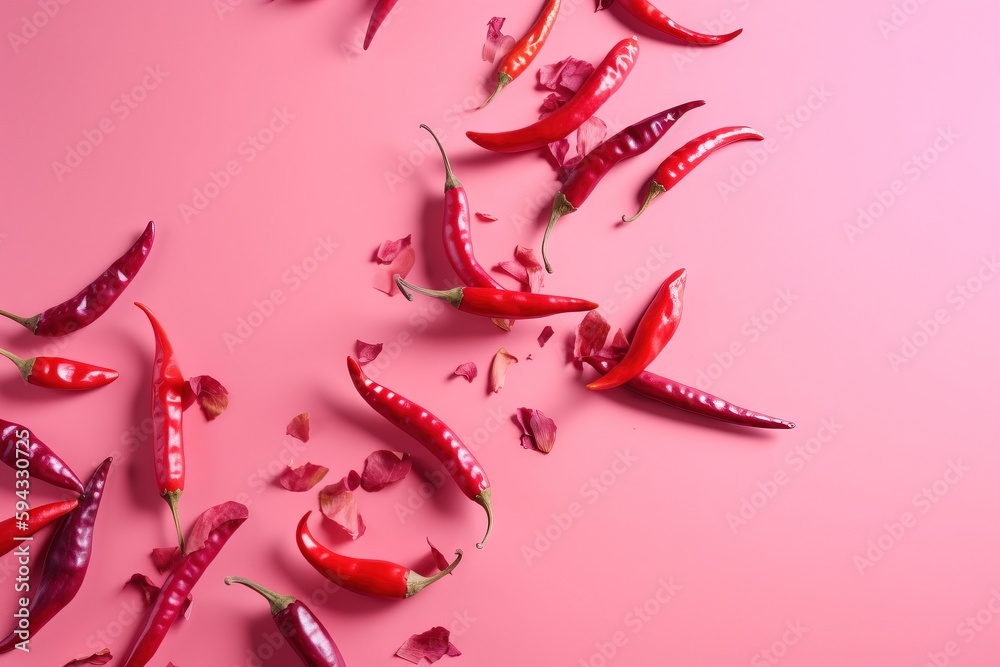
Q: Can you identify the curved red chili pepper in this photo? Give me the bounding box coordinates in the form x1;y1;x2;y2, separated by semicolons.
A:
481;0;561;107
541;100;704;272
0;221;154;336
135;302;186;553
584;356;795;429
226;575;348;666
121;502;248;667
297;512;462;597
0;347;119;390
587;268;686;390
347;356;494;547
0;499;79;558
608;0;741;45
624;126;763;222
1;419;85;493
0;458;111;653
363;0;401;50
467;36;639;153
394;275;598;320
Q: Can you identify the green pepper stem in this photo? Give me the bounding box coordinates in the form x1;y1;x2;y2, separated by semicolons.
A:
541;193;576;274
622;181;666;223
163;491;186;554
405;549;463;597
225;576;296;615
0;310;38;333
420;124;461;191
393;275;464;309
478;72;512;109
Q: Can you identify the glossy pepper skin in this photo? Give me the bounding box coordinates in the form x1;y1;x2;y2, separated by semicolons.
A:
0;419;85;493
394;275;598;321
587;268;687;390
0;500;79;558
481;0;561;107
0;458;112;653
135;302;187;553
0;348;119;390
297;512;462;597
0;221;154;336
583;356;795;429
121;502;248;667
608;0;741;45
467;36;639;152
541;100;704;272
226;576;347;667
347;356;494;547
363;0;401;50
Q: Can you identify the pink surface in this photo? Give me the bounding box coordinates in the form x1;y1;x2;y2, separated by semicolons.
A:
0;0;998;664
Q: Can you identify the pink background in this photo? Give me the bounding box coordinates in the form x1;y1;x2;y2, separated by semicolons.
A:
1;0;998;665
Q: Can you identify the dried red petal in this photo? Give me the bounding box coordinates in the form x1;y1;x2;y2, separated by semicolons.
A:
285;412;310;442
360;450;412;492
355;340;383;365
427;538;451;572
373;246;416;296
489;348;518;393
279;462;330;492
539;92;566;118
184;375;230;421
514;246;544;293
453;362;478;382
319;476;365;539
475;212;498;222
576;116;608;160
538;326;555;347
395;626;460;664
538;56;595;96
482;17;516;63
185;501;249;554
63;649;112;666
150;547;181;573
529;409;558;453
125;574;159;605
574;311;610;360
609;328;630;357
375;235;412;264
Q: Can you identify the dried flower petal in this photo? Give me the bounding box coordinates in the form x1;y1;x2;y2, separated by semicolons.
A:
573;116;609;164
355;340;383;365
492;318;513;331
395;626;461;664
514;246;544;293
475;212;498;222
538;56;595;96
125;574;159;605
185;501;249;554
453;362;478;382
428;538;451;572
150;547;181;573
184;375;229;421
538;326;555;347
373;246;416;296
63;649;112;666
319;476;365;539
285;412;310;442
489;348;518;393
360;451;412;492
375;235;412;264
609;328;630;357
280;462;329;492
574;311;610;360
482;17;516;63
529;409;558;453
495;260;530;287
539;92;566;118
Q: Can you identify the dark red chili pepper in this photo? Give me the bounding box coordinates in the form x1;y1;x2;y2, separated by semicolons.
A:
347;356;494;547
0;500;78;558
0;458;111;653
363;0;401;50
624;126;763;222
481;0;561;107
394;275;598;321
121;502;248;667
467;36;639;153
583;356;795;429
587;268;686;390
1;419;85;493
0;221;154;336
541;100;704;272
607;0;741;45
0;347;119;390
136;302;186;553
297;512;462;597
225;575;348;666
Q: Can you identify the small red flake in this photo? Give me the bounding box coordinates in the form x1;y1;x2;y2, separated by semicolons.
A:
279;463;329;492
373;245;416;296
285;412;310;442
124;574;159;605
482;17;515;63
375;235;412;264
150;547;180;573
453;362;478;382
489;348;518;393
319;475;365;540
475;212;498;222
62;649;112;666
355;340;383;365
574;311;610;360
395;626;461;664
185;501;249;554
360;451;412;492
427;538;451;572
183;375;229;421
538;326;554;347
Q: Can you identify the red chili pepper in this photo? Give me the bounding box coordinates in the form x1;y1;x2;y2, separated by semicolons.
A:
0;499;78;558
481;0;561;107
1;419;85;493
0;458;111;653
607;0;741;45
347;356;494;547
583;356;795;429
624;126;763;222
587;268;686;390
297;512;462;597
541;100;704;272
135;302;186;553
226;575;348;666
121;502;248;667
394;275;598;321
467;36;639;153
363;0;401;50
0;221;154;336
0;347;119;390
